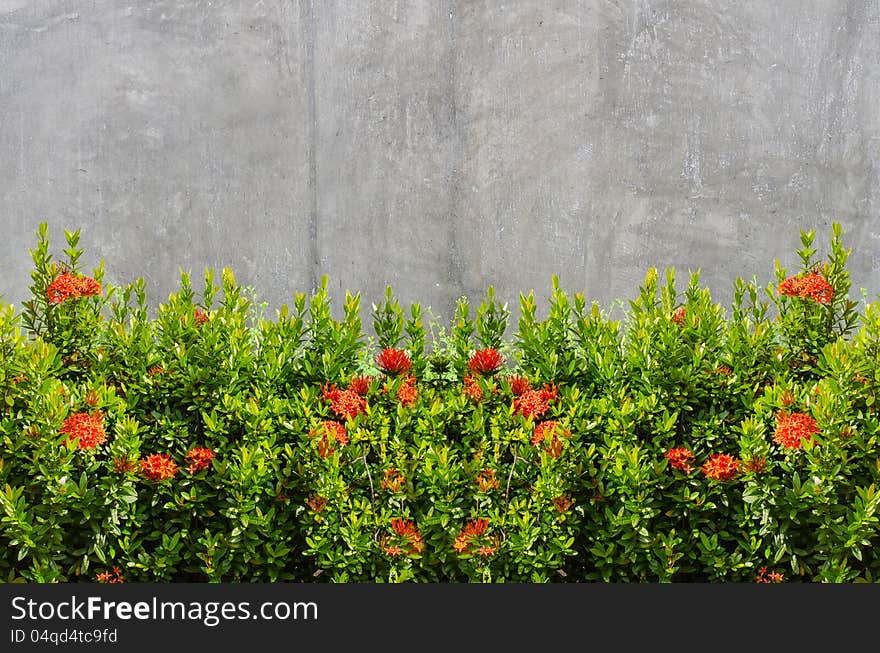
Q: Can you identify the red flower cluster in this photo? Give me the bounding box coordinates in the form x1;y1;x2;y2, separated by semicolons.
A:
756;567;785;583
310;420;349;458
552;494;575;512
112;457;139;474
193;309;209;325
322;384;367;420
386;518;425;555
396;375;418;406
468;348;505;376
185;447;216;473
381;468;406;492
375;348;412;376
671;307;687;326
141;453;178;481
778;272;834;304
665;447;695;473
46;272;102;305
348;375;373;396
743;456;768;474
774;412;819;450
513;383;558;419
532;420;571;458
60;412;106;450
507;374;531;396
702;453;739;481
475;468;499;492
305;494;328;512
95;567;123;583
453;518;491;555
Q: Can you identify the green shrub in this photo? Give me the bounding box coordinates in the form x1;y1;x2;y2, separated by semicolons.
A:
1;222;879;583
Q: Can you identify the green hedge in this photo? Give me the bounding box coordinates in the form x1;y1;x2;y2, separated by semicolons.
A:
1;223;879;582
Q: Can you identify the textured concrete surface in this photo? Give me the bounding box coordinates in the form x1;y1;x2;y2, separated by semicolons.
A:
2;1;879;328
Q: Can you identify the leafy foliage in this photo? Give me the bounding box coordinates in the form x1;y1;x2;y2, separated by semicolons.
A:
1;223;879;583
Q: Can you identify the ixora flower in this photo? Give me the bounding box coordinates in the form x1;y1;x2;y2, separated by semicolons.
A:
310;420;349;458
46;272;102;305
185;447;216;473
60;412;106;450
375;348;412;376
463;375;484;402
322;383;367;420
193;308;209;325
396;376;418;406
532;420;571;458
141;453;179;481
506;374;531;396
664;447;695;473
756;567;784;583
513;383;558;420
348;375;373;396
774;412;820;450
552;494;575;513
385;518;425;555
671;307;687;326
95;567;124;584
380;468;406;492
778;272;834;304
453;518;491;555
468;348;505;376
475;468;499;492
701;453;740;481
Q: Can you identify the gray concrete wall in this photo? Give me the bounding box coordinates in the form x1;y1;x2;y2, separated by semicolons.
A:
2;0;879;328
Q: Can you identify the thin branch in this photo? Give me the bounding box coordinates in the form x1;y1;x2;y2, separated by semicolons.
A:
364;453;374;504
505;449;519;506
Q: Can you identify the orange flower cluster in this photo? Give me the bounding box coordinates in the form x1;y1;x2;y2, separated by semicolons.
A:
701;453;739;481
305;494;328;512
112;456;139;474
453;518;492;555
774;412;819;450
463;375;484;402
375;348;412;376
552;494;575;512
514;383;558;420
756;567;784;583
507;374;531;396
381;468;406;492
475;468;499;492
468;348;505;376
185;447;216;473
141;453;178;481
95;567;124;583
310;420;349;458
778;272;834;304
743;455;768;474
532;420;571;458
671;307;687;326
664;447;695;473
147;365;165;376
322;384;367;421
396;375;418;406
60;412;106;450
46;272;102;305
348;374;373;396
385;518;424;556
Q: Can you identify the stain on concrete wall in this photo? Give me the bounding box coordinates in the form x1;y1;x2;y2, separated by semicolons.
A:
1;1;878;325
